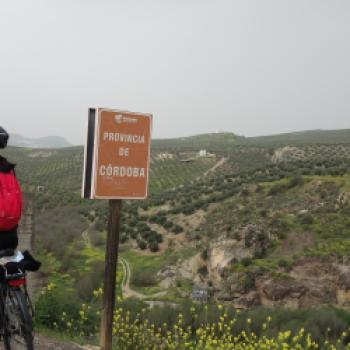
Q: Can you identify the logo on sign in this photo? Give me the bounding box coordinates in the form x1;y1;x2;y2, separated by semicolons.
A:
115;115;138;124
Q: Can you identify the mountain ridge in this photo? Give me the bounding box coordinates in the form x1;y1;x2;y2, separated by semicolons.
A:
8;128;349;149
9;133;72;149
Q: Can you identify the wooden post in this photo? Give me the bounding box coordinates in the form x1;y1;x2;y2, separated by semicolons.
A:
100;199;122;350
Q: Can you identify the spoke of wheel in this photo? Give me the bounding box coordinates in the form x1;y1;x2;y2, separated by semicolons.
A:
4;288;34;350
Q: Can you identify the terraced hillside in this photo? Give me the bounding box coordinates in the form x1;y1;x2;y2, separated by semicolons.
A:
1;129;350;319
271;144;350;163
3;147;221;203
6;130;350;199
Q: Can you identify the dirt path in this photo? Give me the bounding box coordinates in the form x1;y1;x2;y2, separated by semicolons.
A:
34;335;87;350
119;257;145;299
81;218;98;247
119;257;166;300
0;334;95;350
203;157;227;176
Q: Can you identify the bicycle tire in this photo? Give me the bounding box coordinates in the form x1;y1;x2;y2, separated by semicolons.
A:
3;287;34;350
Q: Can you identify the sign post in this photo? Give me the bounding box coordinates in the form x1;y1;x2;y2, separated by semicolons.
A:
100;199;122;350
82;108;152;350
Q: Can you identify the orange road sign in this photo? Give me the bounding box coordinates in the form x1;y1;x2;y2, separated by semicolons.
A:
83;108;152;199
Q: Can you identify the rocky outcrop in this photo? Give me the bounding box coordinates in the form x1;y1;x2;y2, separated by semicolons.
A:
207;239;251;288
336;266;350;307
261;278;307;302
178;253;206;282
233;292;261;309
156;225;272;292
159;239;350;311
241;224;271;258
336;192;350;209
157;254;207;291
231;259;350;309
271;146;305;163
206;225;272;289
338;268;350;291
299;284;336;308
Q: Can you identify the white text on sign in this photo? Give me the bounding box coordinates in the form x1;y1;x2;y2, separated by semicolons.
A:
99;165;146;178
119;148;129;157
103;132;145;144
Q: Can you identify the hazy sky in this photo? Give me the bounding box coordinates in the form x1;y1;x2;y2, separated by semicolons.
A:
1;0;349;145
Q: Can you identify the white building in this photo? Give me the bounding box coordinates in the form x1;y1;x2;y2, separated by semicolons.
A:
198;150;207;157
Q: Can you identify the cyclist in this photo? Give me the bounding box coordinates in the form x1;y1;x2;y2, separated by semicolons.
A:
0;127;22;251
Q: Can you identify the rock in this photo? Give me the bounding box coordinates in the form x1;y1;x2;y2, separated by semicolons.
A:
157;266;177;279
241;224;271;258
262;278;307;302
338;270;350;291
207;239;252;288
216;292;235;302
159;277;174;289
178;253;205;280
229;272;255;295
336;267;350;306
233;292;261;309
271;146;305;163
299;284;336;308
178;289;190;298
336;192;350;209
193;274;206;286
337;289;350;307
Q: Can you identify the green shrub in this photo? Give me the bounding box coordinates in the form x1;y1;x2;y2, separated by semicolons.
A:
299;214;314;225
268;183;286;196
287;175;304;189
278;258;293;272
131;269;157;287
149;241;159;252
137;239;147;250
241;257;253;267
90;231;106;247
238;273;255;293
173;225;184;234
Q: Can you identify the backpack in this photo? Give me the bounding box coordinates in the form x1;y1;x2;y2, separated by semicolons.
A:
0;171;22;231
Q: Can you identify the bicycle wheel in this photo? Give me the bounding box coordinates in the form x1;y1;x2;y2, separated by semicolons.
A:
3;287;34;350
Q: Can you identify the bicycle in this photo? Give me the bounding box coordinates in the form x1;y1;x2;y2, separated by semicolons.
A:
0;249;34;350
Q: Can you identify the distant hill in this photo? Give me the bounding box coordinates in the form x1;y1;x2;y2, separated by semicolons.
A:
8;134;71;149
245;129;350;146
152;129;350;151
152;132;243;152
8;128;349;150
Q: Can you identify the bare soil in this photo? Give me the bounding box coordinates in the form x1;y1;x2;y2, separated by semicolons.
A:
0;335;93;350
33;335;86;350
271;231;314;258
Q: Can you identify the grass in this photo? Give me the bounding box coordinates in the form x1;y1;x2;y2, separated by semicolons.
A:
120;247;196;294
176;278;193;293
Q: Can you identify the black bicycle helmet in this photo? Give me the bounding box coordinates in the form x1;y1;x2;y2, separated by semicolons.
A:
0;127;9;149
